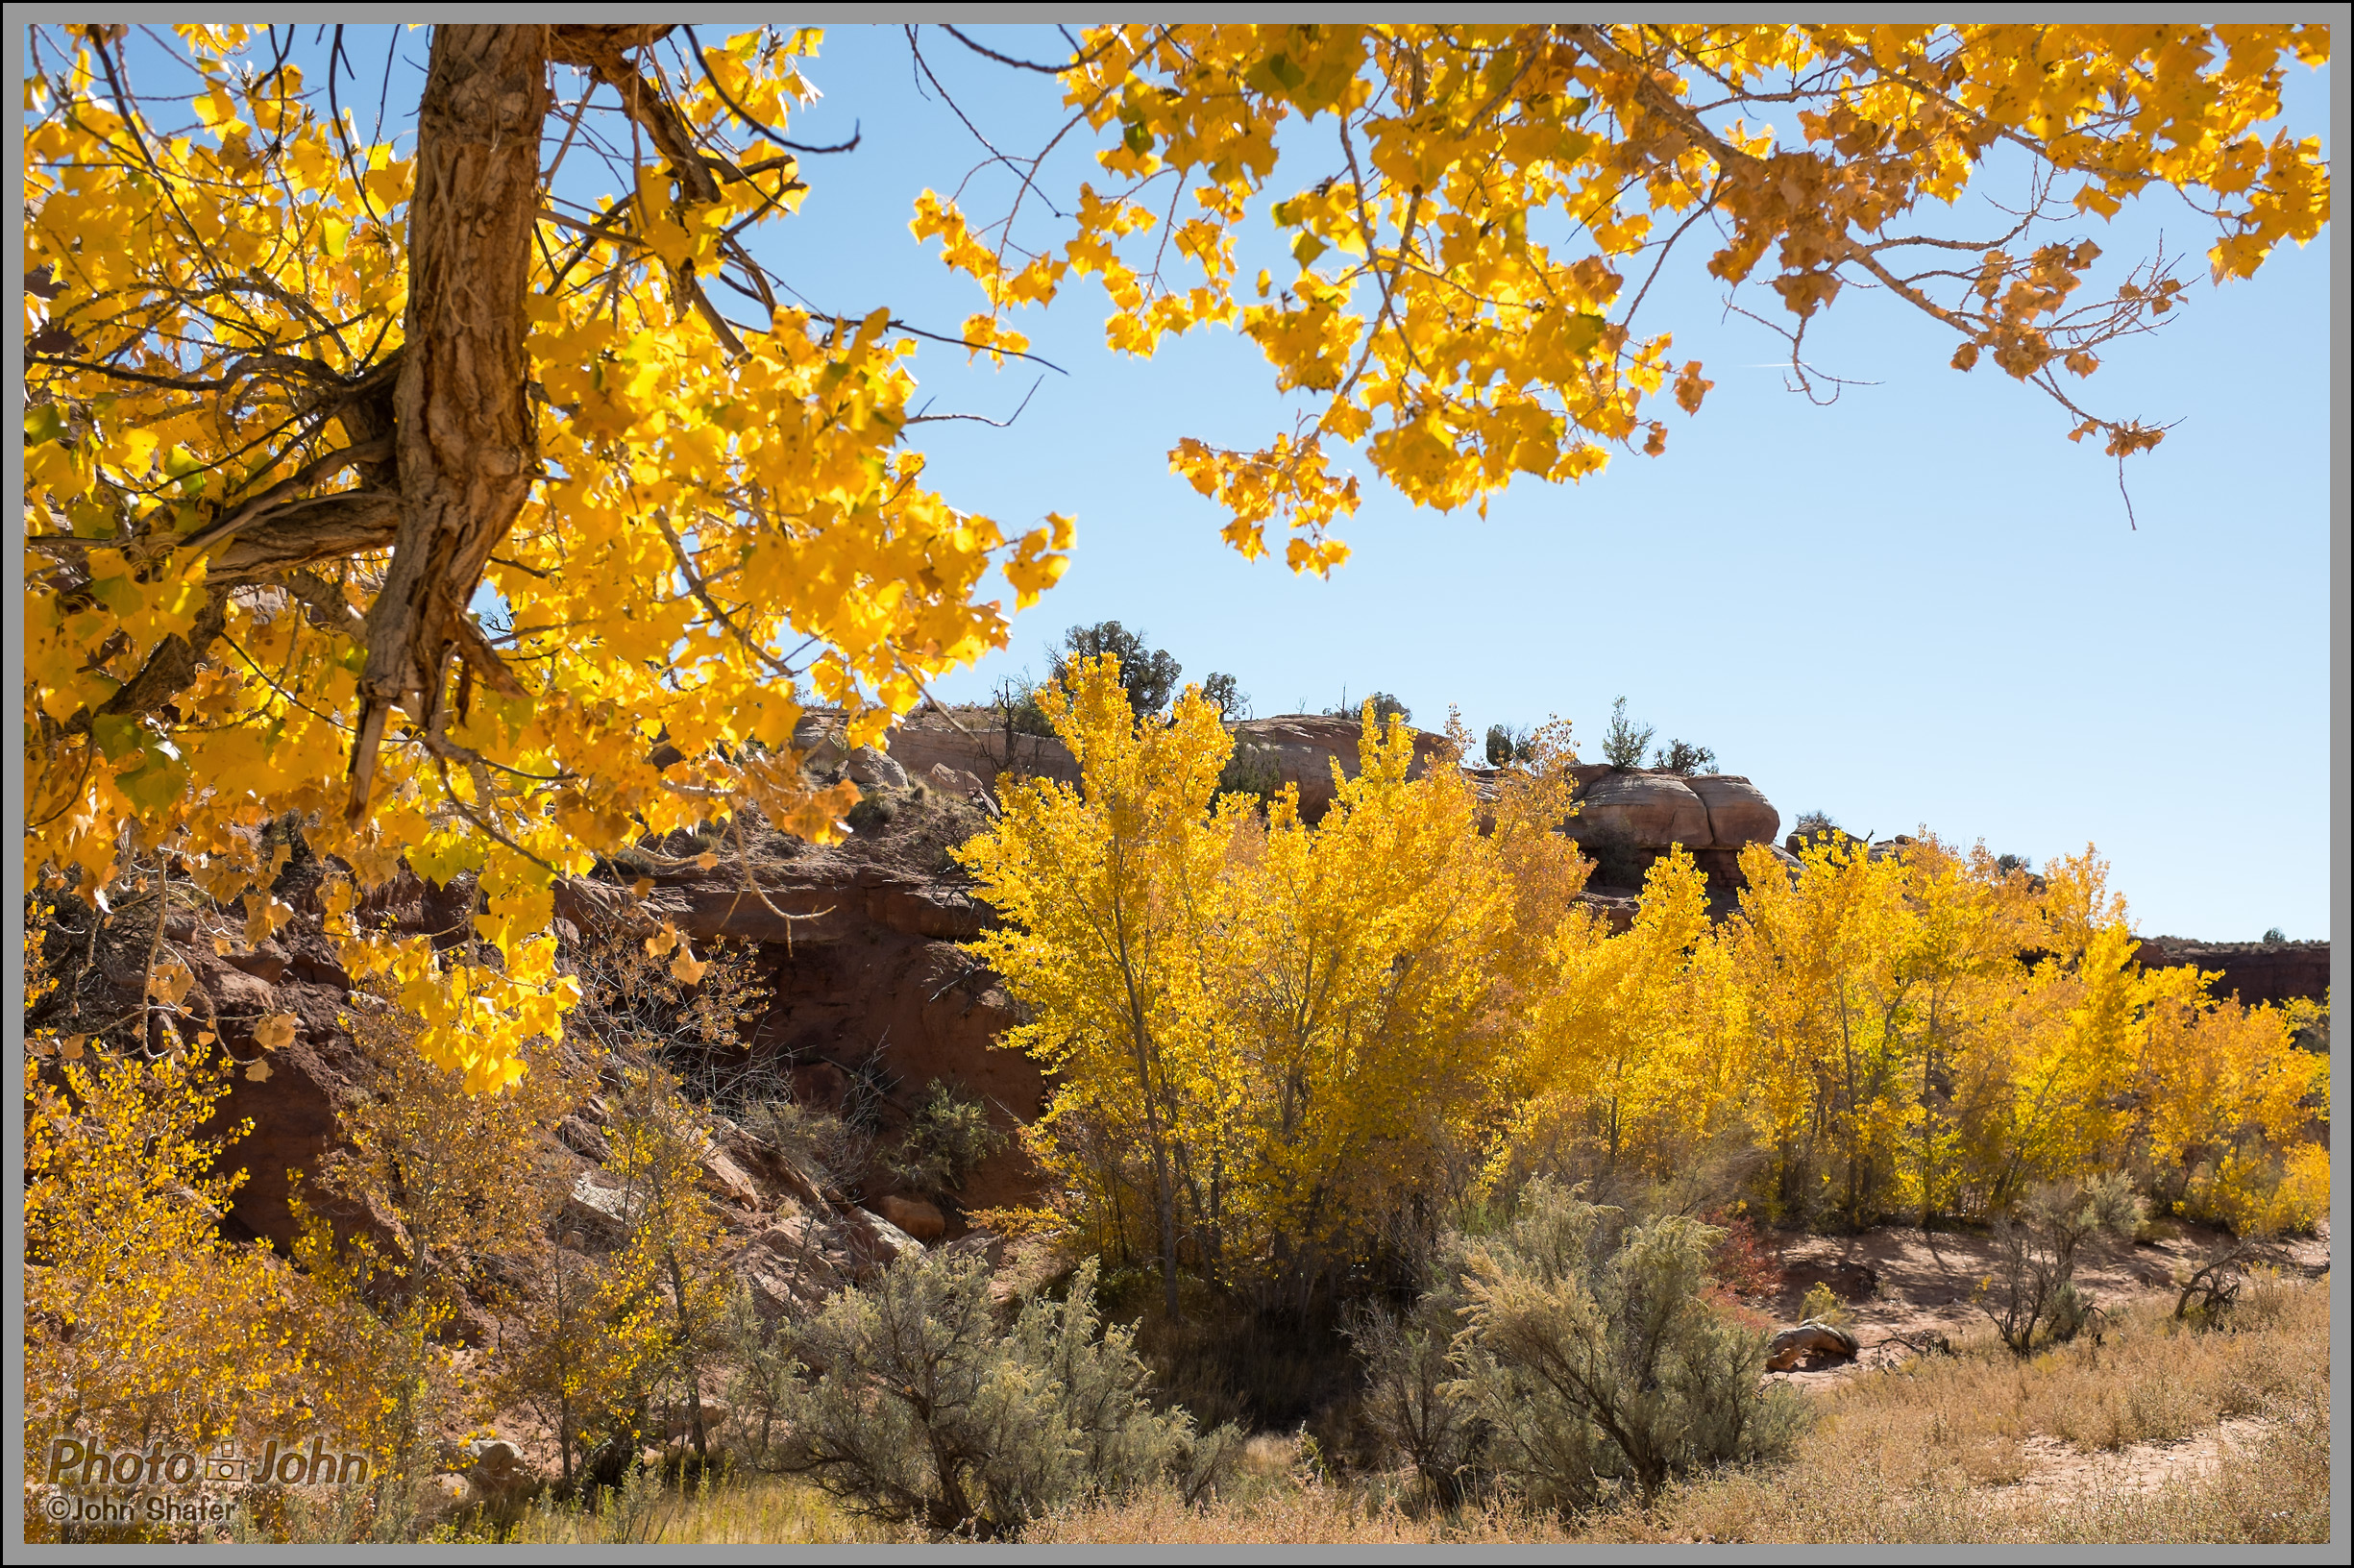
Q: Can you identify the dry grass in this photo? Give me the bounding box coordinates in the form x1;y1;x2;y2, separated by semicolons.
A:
1577;1275;2330;1544
1027;1276;2330;1545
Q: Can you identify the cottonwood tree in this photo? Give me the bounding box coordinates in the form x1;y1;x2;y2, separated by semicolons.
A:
22;24;2331;1092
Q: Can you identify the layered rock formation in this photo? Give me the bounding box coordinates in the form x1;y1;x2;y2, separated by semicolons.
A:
2130;937;2333;1009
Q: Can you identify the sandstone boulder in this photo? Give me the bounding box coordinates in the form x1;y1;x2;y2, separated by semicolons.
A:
561;1173;630;1249
874;1193;947;1242
926;762;989;800
846;746;908;792
1689;775;1778;847
844;1207;925;1273
1571;770;1710;848
734;1213;851;1317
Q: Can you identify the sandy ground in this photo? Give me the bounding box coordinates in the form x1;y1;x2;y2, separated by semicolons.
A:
2007;1415;2271;1501
1745;1216;2330;1390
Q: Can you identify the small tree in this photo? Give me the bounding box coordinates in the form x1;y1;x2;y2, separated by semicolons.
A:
1051;622;1184;716
328;1003;587;1326
1601;698;1655;769
1485;723;1536;769
601;1065;733;1463
1200;672;1251;720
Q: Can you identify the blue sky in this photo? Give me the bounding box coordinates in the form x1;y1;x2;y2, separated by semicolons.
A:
86;25;2335;941
736;26;2333;943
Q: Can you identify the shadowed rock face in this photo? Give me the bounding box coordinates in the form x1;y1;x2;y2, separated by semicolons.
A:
2131;937;2333;1008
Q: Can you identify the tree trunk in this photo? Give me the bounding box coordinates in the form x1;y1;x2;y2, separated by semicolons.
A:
349;25;549;816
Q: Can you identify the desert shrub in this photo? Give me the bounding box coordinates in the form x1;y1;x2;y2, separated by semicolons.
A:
1452;1182;1804;1509
766;1250;1237;1535
1974;1174;2142;1357
2261;926;2287;944
845;788;896;834
1651;739;1717;775
887;1078;1009;1196
1600;698;1654;769
1701;1209;1782;1298
1051;621;1183;717
1796;1282;1854;1329
2170;1243;2252;1333
1348;1262;1483;1507
747;1091;873;1196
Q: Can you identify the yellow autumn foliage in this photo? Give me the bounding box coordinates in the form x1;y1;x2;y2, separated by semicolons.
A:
21;25;2331;1095
962;677;2329;1295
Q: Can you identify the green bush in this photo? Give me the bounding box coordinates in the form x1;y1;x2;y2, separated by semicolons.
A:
1484;723;1535;769
845;788;896;834
887;1079;1008;1196
1651;739;1718;775
1453;1182;1803;1510
765;1250;1239;1535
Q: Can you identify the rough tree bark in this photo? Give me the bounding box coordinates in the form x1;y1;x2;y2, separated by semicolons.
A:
348;24;550;819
